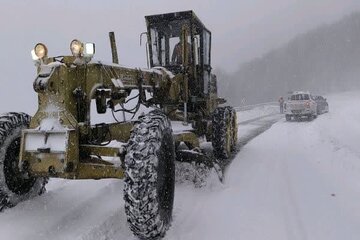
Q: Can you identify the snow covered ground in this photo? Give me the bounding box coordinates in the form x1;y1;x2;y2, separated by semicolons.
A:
167;92;360;240
0;92;360;240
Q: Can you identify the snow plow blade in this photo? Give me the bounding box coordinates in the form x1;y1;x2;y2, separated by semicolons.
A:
176;150;224;182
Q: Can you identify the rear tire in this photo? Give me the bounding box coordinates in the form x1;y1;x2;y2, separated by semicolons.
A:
285;115;291;121
124;110;175;240
227;107;238;152
0;112;47;211
212;107;236;159
310;112;317;121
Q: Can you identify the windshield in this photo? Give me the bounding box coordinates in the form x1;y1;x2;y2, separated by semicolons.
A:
290;94;310;100
149;19;191;67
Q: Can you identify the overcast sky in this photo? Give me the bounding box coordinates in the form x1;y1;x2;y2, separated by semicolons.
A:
1;0;360;111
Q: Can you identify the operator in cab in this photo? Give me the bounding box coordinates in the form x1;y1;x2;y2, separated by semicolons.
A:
171;38;191;65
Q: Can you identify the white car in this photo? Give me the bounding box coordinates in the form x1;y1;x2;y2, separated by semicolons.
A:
284;91;317;121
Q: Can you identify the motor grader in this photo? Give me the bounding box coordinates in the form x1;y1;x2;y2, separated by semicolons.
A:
0;11;237;239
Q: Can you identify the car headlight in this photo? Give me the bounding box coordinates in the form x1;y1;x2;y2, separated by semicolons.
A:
70;39;83;57
31;43;48;60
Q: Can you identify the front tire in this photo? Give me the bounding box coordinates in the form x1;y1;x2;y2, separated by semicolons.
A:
124;110;175;240
0;112;47;211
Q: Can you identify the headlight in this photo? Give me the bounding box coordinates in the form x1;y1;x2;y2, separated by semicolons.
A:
31;43;48;60
70;39;83;57
84;43;95;57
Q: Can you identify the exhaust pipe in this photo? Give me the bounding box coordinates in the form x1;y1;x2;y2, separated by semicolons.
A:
109;32;119;64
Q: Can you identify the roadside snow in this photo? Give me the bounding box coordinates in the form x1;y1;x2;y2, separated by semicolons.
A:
237;104;279;123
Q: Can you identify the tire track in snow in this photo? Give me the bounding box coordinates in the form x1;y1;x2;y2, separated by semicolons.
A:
0;179;128;240
32;180;125;240
280;158;308;240
238;113;280;125
80;210;135;240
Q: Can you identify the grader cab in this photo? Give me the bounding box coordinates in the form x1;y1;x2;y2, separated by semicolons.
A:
146;11;214;98
0;10;237;240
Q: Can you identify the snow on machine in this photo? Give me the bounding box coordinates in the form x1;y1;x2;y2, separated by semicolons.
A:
0;11;237;239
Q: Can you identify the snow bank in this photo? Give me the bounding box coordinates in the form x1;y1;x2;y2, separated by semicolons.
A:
237;104;279;123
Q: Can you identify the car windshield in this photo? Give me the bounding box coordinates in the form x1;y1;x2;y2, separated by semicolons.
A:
290;94;310;100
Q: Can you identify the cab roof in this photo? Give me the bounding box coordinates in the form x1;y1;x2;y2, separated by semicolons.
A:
145;10;210;33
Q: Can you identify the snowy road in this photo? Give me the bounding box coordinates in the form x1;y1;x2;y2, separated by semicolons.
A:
1;92;360;240
167;92;360;240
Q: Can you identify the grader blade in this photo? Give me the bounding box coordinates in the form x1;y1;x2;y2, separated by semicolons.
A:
176;149;224;182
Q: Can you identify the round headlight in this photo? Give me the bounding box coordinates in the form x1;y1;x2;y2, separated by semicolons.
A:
70;39;83;57
34;43;48;59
